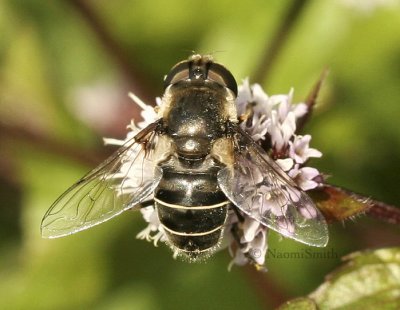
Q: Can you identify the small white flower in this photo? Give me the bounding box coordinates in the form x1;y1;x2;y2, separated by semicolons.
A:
237;81;271;142
245;115;270;141
268;110;296;151
289;135;322;164
292;102;308;118
288;164;320;191
247;229;268;266
241;216;262;242
128;92;158;128
228;248;249;269
240;218;268;266
235;78;253;116
276;158;294;172
277;89;294;121
136;205;166;246
227;216;268;268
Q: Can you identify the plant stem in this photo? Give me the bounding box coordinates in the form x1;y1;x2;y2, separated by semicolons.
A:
296;68;329;132
366;200;400;225
243;265;288;309
0;122;106;167
252;0;309;84
64;0;155;103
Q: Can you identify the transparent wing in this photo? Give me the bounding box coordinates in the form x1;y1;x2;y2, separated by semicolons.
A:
218;126;328;247
41;121;163;238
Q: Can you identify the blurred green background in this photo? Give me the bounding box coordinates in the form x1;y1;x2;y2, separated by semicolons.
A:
1;1;399;309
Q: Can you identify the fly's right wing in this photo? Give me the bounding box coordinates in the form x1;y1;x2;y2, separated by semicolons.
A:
41;121;164;238
218;126;329;247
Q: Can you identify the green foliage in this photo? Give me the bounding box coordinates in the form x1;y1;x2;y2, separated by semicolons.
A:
278;248;400;310
0;1;399;309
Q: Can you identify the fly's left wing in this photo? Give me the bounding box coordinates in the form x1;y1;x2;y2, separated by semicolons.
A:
218;126;328;247
41;121;164;238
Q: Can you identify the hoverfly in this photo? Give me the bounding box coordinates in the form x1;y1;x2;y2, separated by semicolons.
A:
41;54;328;261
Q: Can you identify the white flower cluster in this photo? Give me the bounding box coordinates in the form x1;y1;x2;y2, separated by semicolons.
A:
105;80;323;269
223;79;322;268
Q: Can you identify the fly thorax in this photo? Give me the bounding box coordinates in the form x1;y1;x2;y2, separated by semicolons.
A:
164;85;234;159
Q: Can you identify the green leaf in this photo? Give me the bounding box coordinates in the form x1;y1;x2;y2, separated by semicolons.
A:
310;185;400;225
309;184;372;222
310;247;400;309
279;248;400;310
277;297;317;310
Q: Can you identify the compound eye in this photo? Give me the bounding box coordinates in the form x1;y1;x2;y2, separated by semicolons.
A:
164;61;190;89
207;63;237;96
164;57;238;97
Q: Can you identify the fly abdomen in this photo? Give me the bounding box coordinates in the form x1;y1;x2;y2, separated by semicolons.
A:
155;157;229;258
